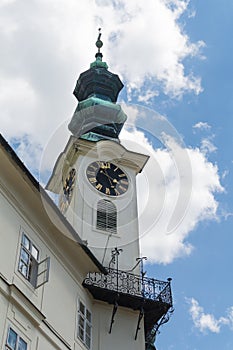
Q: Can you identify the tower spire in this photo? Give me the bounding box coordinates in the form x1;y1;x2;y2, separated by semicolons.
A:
95;28;103;60
68;29;126;141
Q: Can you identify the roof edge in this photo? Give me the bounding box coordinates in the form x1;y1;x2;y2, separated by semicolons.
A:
0;134;107;275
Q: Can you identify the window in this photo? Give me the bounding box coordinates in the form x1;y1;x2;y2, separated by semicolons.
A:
5;327;27;350
78;301;92;349
18;232;50;289
96;200;117;234
18;233;39;286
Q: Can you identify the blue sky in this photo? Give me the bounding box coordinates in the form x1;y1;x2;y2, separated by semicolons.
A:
147;1;233;348
0;0;233;349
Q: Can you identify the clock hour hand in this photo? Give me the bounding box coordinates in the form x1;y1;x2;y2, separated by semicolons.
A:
100;169;116;187
102;169;118;183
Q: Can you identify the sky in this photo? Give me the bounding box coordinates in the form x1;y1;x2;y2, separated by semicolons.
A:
0;0;233;349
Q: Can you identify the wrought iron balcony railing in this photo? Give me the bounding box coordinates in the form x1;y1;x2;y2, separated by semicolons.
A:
83;267;172;306
83;267;173;344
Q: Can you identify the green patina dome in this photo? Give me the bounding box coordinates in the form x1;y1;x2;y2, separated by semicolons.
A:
69;29;126;141
68;96;127;140
73;29;123;103
73;64;123;103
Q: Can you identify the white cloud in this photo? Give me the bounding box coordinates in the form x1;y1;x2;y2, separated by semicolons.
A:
187;298;233;334
193;122;211;130
120;109;223;264
0;1;219;266
200;137;217;154
138;90;159;104
0;0;205;152
0;0;203;171
105;0;204;98
139;144;223;263
222;169;229;180
11;135;43;174
0;0;205;170
192;122;217;155
222;211;233;221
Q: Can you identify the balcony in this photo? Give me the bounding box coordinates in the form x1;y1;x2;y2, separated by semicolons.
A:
83;267;173;343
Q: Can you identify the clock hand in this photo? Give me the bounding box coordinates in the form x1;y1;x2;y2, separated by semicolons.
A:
102;169;118;183
100;169;114;187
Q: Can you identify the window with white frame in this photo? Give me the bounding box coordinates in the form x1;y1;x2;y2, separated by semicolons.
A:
18;232;50;289
78;301;92;349
5;327;27;350
96;199;117;234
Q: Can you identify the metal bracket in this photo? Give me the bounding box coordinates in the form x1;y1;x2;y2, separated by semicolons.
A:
109;300;118;334
135;307;144;340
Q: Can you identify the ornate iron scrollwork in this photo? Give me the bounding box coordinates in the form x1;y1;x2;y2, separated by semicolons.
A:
83;267;172;305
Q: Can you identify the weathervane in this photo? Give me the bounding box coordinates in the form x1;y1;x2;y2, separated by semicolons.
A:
95;28;103;59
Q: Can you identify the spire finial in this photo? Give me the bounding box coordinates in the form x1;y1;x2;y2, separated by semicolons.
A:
95;28;103;60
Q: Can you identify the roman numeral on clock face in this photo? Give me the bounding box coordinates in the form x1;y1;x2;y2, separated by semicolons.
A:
96;183;103;191
89;177;97;183
120;179;128;185
87;170;96;176
105;188;111;195
118;185;127;193
114;188;120;196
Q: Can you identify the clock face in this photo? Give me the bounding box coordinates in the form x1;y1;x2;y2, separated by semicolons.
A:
60;168;76;213
86;161;129;196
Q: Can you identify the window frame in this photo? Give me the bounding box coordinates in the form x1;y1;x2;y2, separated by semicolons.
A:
18;233;39;287
5;326;27;350
17;231;50;289
77;300;92;349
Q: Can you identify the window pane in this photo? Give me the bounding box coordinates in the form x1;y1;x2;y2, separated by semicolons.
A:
20;249;29;264
7;328;17;349
19;262;28;277
22;234;30;250
79;302;85;315
86;323;91;336
31;245;39;260
79;315;84;328
78;302;92;348
18;234;40;286
18;338;27;350
86;334;91;349
86;310;92;322
78;326;84;341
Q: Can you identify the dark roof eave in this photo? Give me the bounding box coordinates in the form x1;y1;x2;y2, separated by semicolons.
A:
0;134;107;275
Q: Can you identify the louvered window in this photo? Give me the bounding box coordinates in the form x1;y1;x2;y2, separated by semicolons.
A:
96;200;117;233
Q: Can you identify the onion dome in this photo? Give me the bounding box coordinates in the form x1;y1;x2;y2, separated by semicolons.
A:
73;30;123;103
68;29;126;141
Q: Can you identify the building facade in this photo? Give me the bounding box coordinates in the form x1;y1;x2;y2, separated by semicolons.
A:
0;32;172;350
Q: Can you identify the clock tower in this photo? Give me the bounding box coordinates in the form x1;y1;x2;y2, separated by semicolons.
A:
47;30;149;271
46;30;173;350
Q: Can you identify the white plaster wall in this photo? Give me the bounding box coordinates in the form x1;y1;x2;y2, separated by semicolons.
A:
41;253;92;346
0;291;73;350
0;146;146;350
66;153;141;271
93;302;145;350
0;182;93;348
0;189;45;308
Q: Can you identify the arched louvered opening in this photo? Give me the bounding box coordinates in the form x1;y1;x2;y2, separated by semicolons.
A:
96;199;117;234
